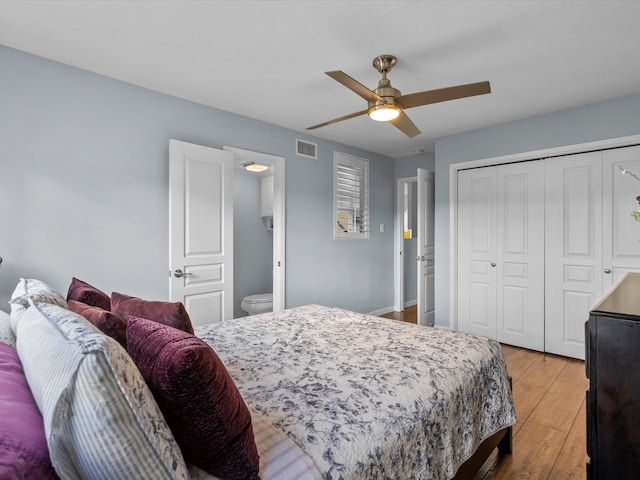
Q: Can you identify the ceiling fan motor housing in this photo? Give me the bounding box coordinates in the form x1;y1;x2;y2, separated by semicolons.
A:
370;79;401;108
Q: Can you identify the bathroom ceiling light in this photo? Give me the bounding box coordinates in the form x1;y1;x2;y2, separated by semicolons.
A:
243;162;269;173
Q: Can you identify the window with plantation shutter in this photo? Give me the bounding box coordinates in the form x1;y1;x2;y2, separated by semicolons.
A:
333;152;369;239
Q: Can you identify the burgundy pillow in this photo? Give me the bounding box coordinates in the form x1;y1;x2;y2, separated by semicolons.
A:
0;343;59;479
111;292;194;334
126;317;259;480
68;299;127;348
67;277;111;311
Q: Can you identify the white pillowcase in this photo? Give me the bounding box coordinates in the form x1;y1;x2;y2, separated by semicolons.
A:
16;300;189;480
9;278;67;335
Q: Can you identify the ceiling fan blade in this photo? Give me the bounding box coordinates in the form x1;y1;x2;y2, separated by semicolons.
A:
389;110;421;138
326;71;384;103
396;81;491;109
306;109;369;130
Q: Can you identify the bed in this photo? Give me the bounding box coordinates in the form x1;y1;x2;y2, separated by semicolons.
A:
192;304;516;480
1;278;515;480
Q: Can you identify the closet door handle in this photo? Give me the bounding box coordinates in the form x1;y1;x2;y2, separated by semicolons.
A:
491;263;497;267
604;268;611;274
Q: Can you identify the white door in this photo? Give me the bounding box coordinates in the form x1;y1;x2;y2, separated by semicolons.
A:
495;161;545;350
458;162;545;350
417;169;435;326
603;145;640;289
457;167;498;338
545;152;603;359
169;139;234;327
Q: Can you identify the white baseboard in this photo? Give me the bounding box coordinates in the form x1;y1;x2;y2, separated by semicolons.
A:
368;306;395;316
369;301;417;317
433;323;452;331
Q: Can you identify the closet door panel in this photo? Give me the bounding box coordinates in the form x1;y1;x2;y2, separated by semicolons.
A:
603;145;640;290
563;291;593;344
502;285;526;333
496;162;545;350
457;169;497;338
545;152;603;359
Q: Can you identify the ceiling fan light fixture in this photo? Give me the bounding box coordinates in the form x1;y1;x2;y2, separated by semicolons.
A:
368;104;400;122
243;161;269;173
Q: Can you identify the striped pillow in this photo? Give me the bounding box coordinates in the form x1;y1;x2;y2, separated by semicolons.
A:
9;278;67;335
16;301;189;480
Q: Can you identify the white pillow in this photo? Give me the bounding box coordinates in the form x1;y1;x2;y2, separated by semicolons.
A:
9;278;67;335
16;300;189;480
0;310;14;348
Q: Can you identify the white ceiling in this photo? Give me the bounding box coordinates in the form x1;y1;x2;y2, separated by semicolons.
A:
1;1;640;158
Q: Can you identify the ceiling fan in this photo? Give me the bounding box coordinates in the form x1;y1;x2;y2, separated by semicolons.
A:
307;55;491;138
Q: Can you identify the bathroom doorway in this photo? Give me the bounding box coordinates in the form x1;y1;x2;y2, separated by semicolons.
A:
223;146;285;318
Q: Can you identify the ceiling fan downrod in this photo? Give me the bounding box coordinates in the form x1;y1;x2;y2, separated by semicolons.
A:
372;55;401;106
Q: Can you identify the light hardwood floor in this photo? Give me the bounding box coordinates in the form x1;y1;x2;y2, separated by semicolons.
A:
479;345;587;479
380;306;588;479
380;304;418;324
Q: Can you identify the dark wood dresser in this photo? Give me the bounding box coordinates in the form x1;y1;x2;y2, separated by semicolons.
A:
586;272;640;479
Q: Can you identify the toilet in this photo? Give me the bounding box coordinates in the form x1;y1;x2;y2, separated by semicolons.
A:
240;293;273;315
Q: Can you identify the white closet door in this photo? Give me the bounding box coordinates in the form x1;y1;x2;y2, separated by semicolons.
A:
457;168;498;338
457;162;545;349
496;161;545;350
545;152;603;359
603;145;640;289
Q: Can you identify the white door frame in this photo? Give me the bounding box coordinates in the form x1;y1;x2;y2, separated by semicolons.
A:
223;146;286;312
449;133;640;331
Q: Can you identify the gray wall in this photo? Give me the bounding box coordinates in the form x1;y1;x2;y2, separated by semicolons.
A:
233;169;273;318
403;238;417;304
394;152;435;178
0;45;395;315
434;93;640;327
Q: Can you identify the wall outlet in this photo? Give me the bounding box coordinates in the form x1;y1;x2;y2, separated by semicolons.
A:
379;223;384;233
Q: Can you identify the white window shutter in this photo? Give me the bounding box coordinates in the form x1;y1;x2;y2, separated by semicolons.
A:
333;152;369;239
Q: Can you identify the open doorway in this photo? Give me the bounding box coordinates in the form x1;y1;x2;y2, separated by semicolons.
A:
394;176;418;312
223;146;285;317
394;169;435;326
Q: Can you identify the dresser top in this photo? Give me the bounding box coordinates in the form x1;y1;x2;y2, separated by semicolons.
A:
592;272;640;319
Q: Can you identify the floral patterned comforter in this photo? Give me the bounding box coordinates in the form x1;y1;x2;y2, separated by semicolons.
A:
196;305;516;480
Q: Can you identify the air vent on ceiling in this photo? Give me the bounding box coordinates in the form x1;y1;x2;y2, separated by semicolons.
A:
296;139;317;159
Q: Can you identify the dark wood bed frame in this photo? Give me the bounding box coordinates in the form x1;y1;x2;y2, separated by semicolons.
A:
453;376;514;479
453;425;512;479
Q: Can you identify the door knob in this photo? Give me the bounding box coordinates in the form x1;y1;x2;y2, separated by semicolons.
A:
173;269;194;278
491;263;497;267
604;268;611;274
